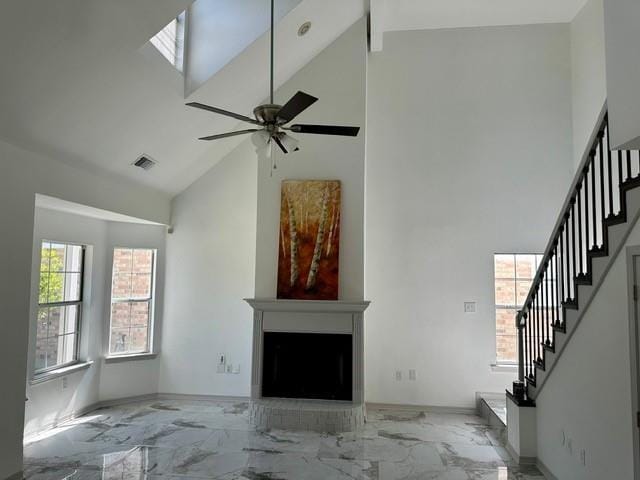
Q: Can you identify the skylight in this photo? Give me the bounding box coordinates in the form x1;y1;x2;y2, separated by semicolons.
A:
150;11;186;72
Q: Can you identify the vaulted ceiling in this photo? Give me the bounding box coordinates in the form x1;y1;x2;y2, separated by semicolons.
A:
0;0;588;196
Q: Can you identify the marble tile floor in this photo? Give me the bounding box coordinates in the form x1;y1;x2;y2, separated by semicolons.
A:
23;399;546;480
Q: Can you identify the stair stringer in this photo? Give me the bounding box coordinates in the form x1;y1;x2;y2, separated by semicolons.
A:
527;182;640;399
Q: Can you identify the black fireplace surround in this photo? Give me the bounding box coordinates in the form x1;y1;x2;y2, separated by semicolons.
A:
262;332;352;401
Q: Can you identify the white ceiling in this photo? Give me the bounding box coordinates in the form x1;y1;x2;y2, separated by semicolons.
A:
1;0;588;195
35;194;165;225
370;0;588;50
0;0;365;195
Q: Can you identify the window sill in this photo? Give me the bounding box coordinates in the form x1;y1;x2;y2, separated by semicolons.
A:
104;353;157;364
490;363;518;373
31;361;93;385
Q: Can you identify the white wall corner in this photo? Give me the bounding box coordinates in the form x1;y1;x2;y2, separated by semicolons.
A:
369;0;384;52
506;394;538;464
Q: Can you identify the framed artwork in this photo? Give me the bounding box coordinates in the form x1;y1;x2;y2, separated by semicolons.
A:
277;180;341;300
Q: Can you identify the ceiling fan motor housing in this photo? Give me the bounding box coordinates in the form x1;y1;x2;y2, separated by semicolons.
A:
253;104;284;125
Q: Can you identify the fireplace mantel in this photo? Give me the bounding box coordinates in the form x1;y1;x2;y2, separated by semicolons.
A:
244;297;370;431
244;298;370;314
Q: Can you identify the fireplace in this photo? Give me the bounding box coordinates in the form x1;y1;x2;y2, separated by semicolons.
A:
244;299;369;432
262;332;352;401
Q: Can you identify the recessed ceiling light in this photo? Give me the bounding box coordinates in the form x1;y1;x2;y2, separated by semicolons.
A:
298;21;311;37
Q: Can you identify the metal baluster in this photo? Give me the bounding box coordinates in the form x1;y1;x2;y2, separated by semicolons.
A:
564;216;571;300
571;201;577;293
627;151;632;182
528;304;533;378
584;166;590;252
541;271;547;348
555;245;561;329
599;133;606;232
533;294;539;363
606;126;614;218
545;265;551;346
618;150;623;189
591;153;597;247
559;226;565;315
577;185;583;276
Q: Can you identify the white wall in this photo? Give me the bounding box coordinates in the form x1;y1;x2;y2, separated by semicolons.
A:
24;209;107;437
0;139;169;479
99;221;167;401
570;0;607;169
159;18;366;398
604;0;640;149
536;220;640;480
365;24;574;408
22;208;167;437
254;18;367;300
159;141;258;396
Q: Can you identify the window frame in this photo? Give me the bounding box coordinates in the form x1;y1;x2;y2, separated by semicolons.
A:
493;253;544;366
107;247;157;358
35;240;86;376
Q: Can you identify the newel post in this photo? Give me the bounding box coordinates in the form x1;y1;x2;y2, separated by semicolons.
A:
512;309;526;402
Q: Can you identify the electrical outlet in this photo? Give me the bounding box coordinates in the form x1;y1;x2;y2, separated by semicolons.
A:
233;364;240;374
464;302;476;313
62;377;68;390
409;369;416;380
226;364;233;373
395;370;402;381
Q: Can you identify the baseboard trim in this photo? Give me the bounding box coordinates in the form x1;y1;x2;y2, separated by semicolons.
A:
4;470;23;480
505;442;536;465
536;459;559;480
365;402;476;415
156;392;250;403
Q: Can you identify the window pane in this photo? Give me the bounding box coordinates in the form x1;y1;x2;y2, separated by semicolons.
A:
515;254;537;279
496;308;518;363
517;280;533;305
111;302;131;329
38;275;49;304
131;274;151;299
47;306;63;336
133;250;153;274
495;279;516;306
63;273;82;302
110;327;130;353
50;244;66;271
40;242;51;271
66;245;83;272
61;305;79;335
494;254;515;279
113;249;133;274
46;336;59;369
112;273;132;299
128;327;149;353
47;272;64;303
130;301;150;328
59;333;77;365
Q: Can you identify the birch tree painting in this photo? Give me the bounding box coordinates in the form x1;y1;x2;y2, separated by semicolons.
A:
277;180;341;300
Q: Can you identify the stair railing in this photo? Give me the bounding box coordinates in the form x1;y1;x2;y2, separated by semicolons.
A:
514;102;640;399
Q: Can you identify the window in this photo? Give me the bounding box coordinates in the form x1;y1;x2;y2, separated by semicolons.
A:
109;248;156;356
149;11;186;72
494;254;543;364
36;241;85;373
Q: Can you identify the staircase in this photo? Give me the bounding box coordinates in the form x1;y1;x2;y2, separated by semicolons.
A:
513;103;640;401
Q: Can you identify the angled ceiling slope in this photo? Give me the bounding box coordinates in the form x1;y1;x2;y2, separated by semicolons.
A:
0;0;365;195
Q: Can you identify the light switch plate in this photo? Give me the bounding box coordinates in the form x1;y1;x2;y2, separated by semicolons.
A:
464;302;476;313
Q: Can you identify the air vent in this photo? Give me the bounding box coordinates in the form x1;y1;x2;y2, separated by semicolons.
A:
133;155;156;171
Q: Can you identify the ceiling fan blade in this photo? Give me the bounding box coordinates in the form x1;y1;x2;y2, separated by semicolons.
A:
272;135;290;154
289;124;360;136
198;129;260;141
186;102;262;125
276;91;318;123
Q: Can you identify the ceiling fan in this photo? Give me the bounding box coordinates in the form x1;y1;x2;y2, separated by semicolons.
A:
185;0;360;154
